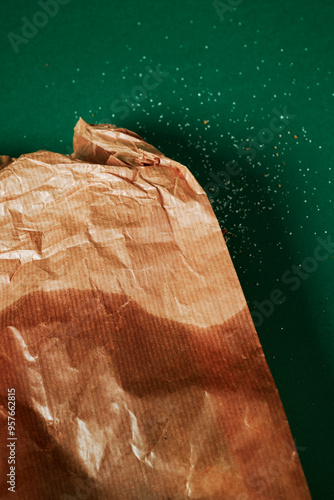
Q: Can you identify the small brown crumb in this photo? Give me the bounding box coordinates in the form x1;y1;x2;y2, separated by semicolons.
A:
203;120;209;124
294;135;298;139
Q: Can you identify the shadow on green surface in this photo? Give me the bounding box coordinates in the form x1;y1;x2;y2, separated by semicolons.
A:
128;120;333;500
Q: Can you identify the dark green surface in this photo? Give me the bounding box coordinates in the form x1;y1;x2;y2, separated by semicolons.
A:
1;1;333;497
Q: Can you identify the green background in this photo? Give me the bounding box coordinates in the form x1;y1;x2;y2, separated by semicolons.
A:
1;0;333;497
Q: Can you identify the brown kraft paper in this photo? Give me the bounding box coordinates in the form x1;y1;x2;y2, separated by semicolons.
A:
0;119;311;499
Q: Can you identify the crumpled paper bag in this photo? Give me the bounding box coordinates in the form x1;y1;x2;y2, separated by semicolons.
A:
0;119;310;499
